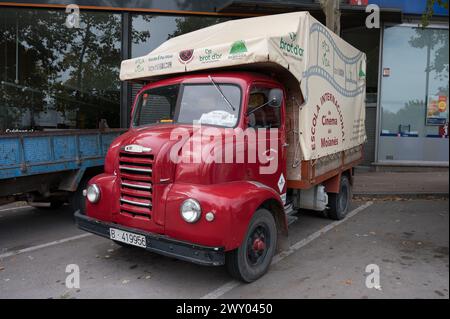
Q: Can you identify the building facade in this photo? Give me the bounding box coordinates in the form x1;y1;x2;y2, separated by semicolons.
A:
371;0;449;167
0;0;448;167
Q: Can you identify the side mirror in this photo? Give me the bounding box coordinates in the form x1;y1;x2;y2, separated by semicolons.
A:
268;88;283;107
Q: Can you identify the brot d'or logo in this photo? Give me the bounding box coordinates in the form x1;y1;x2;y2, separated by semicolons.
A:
279;32;304;60
179;49;194;64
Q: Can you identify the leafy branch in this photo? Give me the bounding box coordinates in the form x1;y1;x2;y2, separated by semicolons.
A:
421;0;449;27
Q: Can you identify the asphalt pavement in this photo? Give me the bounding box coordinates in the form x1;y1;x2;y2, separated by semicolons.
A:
0;198;448;299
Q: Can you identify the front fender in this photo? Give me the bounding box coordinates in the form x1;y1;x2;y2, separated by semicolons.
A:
165;181;285;250
85;173;120;222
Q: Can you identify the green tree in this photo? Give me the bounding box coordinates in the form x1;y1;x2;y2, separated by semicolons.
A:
421;0;449;27
168;16;231;39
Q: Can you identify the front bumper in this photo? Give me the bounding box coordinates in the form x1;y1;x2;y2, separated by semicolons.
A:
74;211;225;266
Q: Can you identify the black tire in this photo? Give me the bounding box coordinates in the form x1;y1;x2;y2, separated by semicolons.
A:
327;175;352;220
70;175;90;215
226;208;277;283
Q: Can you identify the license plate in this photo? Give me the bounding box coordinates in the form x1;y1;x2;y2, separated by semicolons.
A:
110;228;146;248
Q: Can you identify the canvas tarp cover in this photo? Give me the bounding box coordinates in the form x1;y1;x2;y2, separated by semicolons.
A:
119;12;367;160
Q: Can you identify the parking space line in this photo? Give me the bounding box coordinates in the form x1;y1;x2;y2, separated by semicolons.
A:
201;201;374;299
0;233;93;259
0;206;32;213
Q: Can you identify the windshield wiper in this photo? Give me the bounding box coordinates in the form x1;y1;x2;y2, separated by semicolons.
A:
208;75;236;112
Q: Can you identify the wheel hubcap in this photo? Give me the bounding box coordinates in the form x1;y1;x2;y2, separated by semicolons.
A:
252;238;266;252
247;224;270;266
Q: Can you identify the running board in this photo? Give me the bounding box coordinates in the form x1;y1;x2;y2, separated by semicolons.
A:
286;215;298;226
284;203;298;226
284;203;296;216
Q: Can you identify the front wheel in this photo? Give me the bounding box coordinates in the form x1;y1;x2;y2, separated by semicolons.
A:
327;175;352;220
226;208;277;283
70;175;90;215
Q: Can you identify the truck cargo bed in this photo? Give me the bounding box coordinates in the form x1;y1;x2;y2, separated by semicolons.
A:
0;129;125;180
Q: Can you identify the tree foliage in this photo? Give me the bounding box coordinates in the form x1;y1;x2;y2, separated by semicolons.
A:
0;9;152;130
421;0;449;27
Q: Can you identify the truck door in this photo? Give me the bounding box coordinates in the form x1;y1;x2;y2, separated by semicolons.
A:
246;84;287;203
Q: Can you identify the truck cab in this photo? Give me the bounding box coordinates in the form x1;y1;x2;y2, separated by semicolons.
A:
75;12;365;282
76;72;294;282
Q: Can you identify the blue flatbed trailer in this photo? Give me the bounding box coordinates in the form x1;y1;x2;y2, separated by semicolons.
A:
0;129;126;209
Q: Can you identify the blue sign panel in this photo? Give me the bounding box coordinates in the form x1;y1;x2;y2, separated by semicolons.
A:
369;0;449;16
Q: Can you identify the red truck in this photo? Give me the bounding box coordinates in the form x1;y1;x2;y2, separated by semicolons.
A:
75;12;367;282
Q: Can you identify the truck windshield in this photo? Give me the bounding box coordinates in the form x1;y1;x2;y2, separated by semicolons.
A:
133;83;241;128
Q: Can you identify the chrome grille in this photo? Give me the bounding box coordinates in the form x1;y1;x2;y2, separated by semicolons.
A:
118;151;154;218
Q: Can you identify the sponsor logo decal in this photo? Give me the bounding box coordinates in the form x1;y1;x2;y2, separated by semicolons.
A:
148;54;173;62
359;60;366;78
199;48;222;63
148;62;172;72
310;92;345;151
134;58;145;73
179;49;194;64
146;54;173;72
279;32;304;60
230;40;247;54
228;40;248;60
289;32;296;41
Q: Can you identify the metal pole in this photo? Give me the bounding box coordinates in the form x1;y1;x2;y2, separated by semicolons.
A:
374;23;384;165
15;12;19;84
120;12;132;129
424;38;431;126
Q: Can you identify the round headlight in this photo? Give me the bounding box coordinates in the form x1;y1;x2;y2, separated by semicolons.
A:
180;199;201;223
86;184;101;203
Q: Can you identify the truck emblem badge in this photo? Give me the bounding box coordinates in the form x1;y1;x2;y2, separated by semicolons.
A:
123;144;151;153
179;49;194;64
278;173;285;193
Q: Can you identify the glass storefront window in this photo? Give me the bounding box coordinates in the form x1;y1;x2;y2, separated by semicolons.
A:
378;25;449;162
131;15;232;58
0;8;122;133
130;14;232;113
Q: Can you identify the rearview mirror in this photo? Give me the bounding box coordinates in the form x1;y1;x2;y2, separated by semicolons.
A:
268;89;283;107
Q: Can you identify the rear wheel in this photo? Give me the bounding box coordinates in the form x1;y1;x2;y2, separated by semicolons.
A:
327;175;351;220
226;208;277;283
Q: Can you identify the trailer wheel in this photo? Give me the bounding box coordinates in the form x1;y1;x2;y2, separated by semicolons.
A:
327;175;351;220
226;208;277;283
70;175;90;215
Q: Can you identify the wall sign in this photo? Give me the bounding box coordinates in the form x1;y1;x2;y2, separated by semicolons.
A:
426;95;448;126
